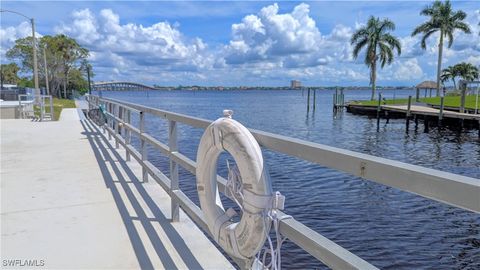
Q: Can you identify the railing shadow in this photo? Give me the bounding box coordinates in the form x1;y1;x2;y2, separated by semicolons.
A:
80;119;203;270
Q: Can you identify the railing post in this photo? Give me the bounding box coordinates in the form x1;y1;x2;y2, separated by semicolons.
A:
108;103;112;140
169;120;179;222
114;104;119;148
139;111;148;182
126;108;131;161
49;96;53;120
40;96;45;122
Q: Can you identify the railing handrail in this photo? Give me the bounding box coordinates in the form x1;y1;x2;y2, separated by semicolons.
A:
86;95;479;270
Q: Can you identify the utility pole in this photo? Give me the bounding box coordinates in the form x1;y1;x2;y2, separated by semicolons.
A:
43;45;49;95
31;18;40;101
0;10;40;101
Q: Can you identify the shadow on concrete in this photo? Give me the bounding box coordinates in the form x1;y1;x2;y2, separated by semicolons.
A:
80;119;203;270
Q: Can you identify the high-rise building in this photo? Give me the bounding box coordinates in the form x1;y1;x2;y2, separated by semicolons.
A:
291;80;301;88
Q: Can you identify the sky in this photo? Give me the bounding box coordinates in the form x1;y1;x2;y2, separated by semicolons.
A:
1;0;479;87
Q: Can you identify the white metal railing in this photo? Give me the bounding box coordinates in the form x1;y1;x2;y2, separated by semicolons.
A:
18;94;54;121
86;95;479;270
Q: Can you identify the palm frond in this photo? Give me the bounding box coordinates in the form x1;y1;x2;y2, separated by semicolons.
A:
352;38;368;60
350;28;368;45
381;33;401;55
420;30;437;50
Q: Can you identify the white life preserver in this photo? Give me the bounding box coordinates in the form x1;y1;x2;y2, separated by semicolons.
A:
196;111;274;260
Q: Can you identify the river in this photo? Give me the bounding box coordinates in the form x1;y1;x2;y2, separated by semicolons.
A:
96;89;479;269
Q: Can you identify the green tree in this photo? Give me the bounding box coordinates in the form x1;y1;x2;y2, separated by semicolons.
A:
456;62;479;113
7;34;89;98
17;77;34;88
351;16;401;100
0;63;20;88
440;65;459;90
412;0;471;97
455;62;479;82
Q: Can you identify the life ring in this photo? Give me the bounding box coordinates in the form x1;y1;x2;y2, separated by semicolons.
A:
196;110;274;260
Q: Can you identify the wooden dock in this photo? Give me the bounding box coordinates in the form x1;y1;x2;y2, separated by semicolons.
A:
382;104;480;121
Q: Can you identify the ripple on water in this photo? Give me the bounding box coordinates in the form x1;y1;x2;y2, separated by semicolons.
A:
103;90;480;269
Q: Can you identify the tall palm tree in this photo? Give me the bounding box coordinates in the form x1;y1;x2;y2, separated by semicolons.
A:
351;16;401;100
441;65;459;90
412;0;471;96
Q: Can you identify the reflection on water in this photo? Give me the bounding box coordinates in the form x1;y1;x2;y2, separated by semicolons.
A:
98;89;479;269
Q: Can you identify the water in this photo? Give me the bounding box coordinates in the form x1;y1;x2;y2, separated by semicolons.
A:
96;89;480;269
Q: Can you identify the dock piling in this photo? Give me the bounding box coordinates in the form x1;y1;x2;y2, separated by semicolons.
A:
313;89;316;112
424;116;429;133
439;96;444;127
406;96;412;132
376;93;382;132
307;88;311;113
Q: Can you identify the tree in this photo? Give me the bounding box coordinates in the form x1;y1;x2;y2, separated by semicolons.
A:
440;65;459;90
0;63;20;88
6;34;89;98
351;16;401;100
455;62;479;82
412;0;471;97
456;62;479;113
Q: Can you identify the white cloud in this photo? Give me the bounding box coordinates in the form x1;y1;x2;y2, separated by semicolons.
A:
222;2;358;76
55;8;213;75
394;58;424;81
4;2;474;86
0;21;42;62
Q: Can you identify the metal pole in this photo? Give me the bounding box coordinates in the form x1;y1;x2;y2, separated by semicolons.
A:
126;109;131;161
31;18;40;102
114;105;119;148
169;120;179;222
42;46;49;95
49;96;53;120
140;111;148;182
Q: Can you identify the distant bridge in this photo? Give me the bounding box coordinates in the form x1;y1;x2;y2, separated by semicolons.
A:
92;81;158;91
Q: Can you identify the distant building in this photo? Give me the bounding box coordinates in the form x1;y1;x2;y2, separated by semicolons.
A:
291;80;301;88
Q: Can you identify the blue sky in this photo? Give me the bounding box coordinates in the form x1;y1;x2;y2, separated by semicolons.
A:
1;1;479;86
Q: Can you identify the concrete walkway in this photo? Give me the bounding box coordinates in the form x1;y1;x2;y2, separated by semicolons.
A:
1;109;233;269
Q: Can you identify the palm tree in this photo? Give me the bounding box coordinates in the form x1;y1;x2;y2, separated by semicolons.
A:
441;65;459;90
412;0;471;97
351;16;401;100
455;62;479;82
455;62;479;113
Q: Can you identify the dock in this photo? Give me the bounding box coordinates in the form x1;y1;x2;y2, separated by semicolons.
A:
1;109;233;269
382;104;480;121
347;102;480;133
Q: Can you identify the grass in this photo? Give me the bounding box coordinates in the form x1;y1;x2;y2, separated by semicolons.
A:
352;95;480;110
34;98;76;120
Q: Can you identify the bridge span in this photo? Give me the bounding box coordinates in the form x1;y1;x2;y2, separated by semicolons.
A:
93;81;158;91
